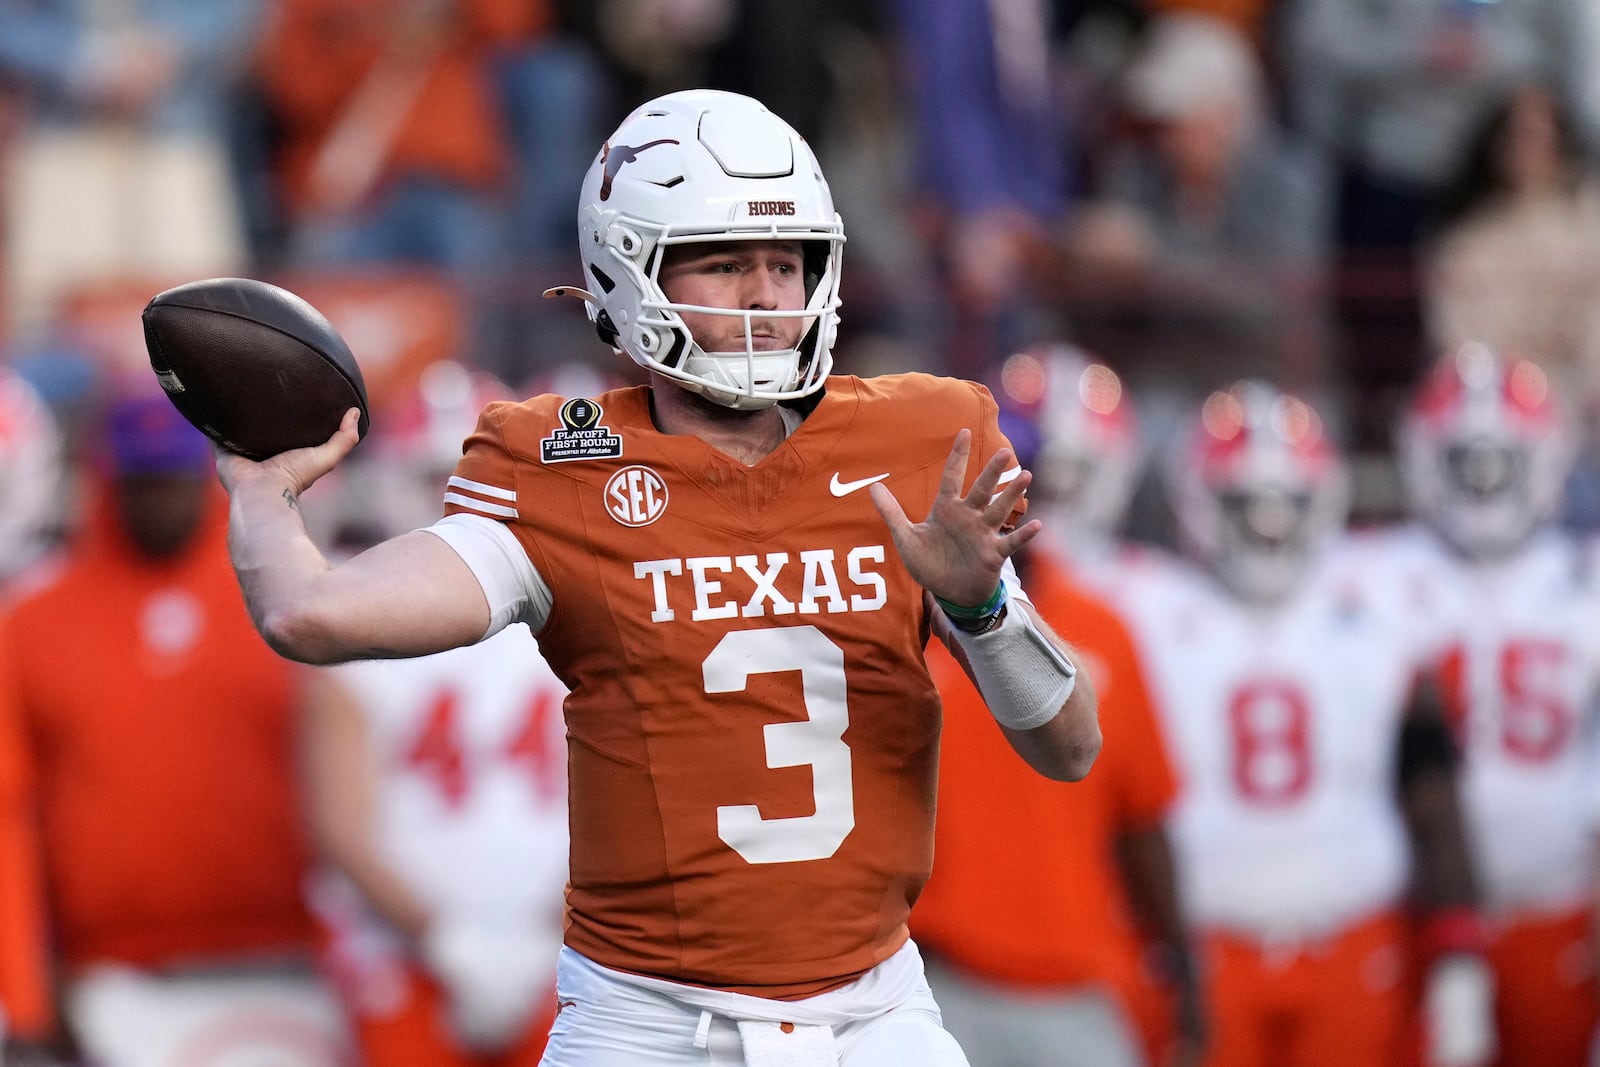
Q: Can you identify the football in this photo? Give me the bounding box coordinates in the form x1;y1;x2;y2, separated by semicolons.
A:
142;277;370;461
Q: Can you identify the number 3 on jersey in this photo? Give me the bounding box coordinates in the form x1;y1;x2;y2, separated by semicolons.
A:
708;627;856;864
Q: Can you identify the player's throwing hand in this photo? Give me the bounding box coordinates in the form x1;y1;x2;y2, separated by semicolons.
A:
216;407;363;499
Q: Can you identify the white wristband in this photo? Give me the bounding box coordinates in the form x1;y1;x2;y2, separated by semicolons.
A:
952;603;1077;731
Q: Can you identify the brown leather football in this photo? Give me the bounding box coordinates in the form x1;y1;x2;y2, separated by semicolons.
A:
142;277;370;461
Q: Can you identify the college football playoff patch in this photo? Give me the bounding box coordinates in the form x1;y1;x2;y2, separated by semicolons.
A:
540;397;623;463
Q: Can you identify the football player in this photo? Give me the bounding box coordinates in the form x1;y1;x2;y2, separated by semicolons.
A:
301;361;571;1066
1391;343;1599;1067
989;344;1145;576
913;345;1203;1067
214;89;1099;1066
1115;381;1493;1067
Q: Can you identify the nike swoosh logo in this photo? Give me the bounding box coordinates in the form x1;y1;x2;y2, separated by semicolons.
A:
830;471;891;497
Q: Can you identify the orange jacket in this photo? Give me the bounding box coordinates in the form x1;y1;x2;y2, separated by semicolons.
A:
260;0;550;213
1;482;314;988
913;552;1179;987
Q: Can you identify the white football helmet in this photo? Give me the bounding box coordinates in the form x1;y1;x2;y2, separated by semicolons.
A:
0;368;63;577
1170;381;1348;604
1400;343;1573;558
995;344;1141;561
556;89;845;410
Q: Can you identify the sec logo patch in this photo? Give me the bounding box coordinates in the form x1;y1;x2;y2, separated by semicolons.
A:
605;465;668;527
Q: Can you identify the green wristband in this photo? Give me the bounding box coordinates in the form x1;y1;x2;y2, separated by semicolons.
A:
935;583;1008;621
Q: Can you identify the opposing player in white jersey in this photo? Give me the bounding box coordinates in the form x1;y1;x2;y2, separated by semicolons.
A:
1387;344;1599;1067
1116;380;1492;1067
300;361;571;1067
991;344;1144;579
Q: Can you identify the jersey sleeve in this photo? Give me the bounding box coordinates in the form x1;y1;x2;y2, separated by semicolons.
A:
438;403;553;634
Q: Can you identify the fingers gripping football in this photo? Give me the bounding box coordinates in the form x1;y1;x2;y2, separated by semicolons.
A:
216;407;363;499
869;429;1041;607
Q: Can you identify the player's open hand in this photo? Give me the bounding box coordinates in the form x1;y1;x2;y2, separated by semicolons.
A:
216;407;363;497
869;428;1041;607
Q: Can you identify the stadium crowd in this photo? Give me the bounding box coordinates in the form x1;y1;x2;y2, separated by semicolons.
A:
1;0;1600;1065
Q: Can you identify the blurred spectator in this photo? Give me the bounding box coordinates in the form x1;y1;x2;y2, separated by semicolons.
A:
1146;0;1274;40
888;0;1077;375
1423;83;1600;413
1281;0;1583;452
913;349;1204;1067
1118;381;1493;1067
1061;11;1330;403
0;0;262;340
1392;346;1600;1067
0;394;346;1065
257;0;607;378
1577;0;1600;153
576;0;736;109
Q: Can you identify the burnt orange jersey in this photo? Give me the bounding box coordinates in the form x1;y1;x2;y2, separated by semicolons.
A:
443;374;1018;1000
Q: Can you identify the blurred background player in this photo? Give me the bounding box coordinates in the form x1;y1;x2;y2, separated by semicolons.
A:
301;359;572;1066
912;345;1203;1067
0;369;67;581
1387;344;1600;1067
0;393;346;1066
986;344;1145;578
1115;381;1493;1067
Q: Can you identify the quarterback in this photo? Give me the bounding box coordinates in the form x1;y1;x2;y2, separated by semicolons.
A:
216;90;1100;1065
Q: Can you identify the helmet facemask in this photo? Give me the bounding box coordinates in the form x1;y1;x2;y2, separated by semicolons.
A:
1401;345;1572;560
1211;482;1320;603
624;230;840;410
1173;382;1348;606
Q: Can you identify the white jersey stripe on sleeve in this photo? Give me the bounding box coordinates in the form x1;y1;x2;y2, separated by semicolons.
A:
447;475;517;502
444;492;518;519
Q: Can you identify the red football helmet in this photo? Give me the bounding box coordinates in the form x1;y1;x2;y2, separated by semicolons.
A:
995;344;1141;562
1399;343;1572;558
1171;380;1348;603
